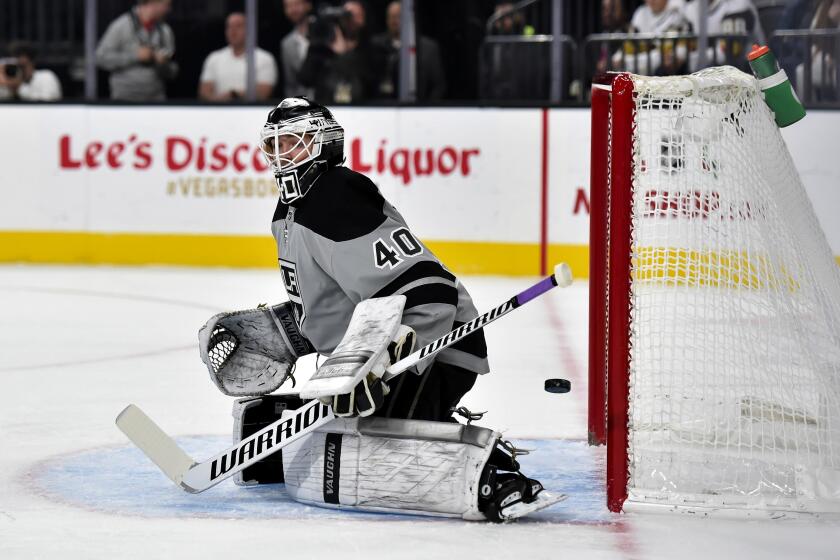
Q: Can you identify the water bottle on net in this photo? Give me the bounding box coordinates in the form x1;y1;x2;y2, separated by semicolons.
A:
747;44;806;128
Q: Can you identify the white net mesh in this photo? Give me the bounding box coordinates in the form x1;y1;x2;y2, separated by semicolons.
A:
626;67;840;513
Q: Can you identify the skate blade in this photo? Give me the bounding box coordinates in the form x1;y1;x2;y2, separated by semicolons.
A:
499;490;567;521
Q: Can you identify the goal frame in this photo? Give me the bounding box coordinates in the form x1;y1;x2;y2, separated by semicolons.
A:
588;69;840;517
588;72;634;514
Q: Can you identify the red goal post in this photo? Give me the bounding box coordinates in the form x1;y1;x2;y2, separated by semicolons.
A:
588;73;634;513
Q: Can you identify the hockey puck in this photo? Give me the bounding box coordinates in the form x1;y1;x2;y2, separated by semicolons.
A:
544;378;571;393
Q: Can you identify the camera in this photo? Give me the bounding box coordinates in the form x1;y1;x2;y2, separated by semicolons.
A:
308;6;352;47
0;57;20;78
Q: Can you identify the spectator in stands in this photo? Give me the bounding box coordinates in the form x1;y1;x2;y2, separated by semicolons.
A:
683;0;766;70
96;0;178;101
596;0;630;74
601;0;630;33
0;42;62;101
795;0;840;100
775;0;819;88
280;0;314;98
684;0;766;43
631;0;689;33
343;1;368;40
779;0;819;29
298;0;379;104
198;12;278;102
618;0;690;75
372;0;446;100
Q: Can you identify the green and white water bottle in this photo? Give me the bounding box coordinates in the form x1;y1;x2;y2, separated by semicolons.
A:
747;44;806;127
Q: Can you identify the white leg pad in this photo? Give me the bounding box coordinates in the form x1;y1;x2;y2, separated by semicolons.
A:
282;417;499;520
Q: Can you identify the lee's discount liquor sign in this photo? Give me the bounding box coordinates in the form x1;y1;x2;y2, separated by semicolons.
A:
56;128;482;185
1;105;837;258
0;105;543;245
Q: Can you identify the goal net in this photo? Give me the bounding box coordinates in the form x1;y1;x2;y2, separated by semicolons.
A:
588;67;840;515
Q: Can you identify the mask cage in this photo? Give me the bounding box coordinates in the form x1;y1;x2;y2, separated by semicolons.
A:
260;122;324;174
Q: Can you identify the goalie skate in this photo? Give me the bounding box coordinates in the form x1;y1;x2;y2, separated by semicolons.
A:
497;487;568;521
481;472;567;522
477;439;568;522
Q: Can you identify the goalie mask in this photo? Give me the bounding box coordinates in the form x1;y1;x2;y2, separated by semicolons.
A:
260;97;344;204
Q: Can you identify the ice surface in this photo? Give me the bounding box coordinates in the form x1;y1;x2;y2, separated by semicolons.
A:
1;265;837;559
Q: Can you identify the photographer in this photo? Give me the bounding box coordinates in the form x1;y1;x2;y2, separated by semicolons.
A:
298;1;380;104
0;42;62;101
96;0;178;101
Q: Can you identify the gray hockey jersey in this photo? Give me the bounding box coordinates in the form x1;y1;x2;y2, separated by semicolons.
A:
270;165;489;376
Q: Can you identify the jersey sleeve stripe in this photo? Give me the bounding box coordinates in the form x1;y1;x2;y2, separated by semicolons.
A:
402;283;459;310
372;260;457;298
388;276;457;297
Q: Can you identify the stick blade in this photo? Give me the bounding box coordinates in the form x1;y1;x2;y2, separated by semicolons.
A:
116;404;195;488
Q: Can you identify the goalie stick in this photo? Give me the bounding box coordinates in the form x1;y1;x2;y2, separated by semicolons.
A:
116;263;574;493
383;262;573;381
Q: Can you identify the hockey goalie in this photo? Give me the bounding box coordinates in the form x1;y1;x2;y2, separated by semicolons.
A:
196;97;564;521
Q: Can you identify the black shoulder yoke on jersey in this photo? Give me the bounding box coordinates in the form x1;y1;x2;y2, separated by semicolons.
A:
272;166;387;242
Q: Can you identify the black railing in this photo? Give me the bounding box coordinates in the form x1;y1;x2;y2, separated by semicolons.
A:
0;0;85;65
772;29;840;107
479;35;577;101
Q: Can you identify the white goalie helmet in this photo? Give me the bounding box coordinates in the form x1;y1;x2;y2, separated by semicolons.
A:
259;97;345;204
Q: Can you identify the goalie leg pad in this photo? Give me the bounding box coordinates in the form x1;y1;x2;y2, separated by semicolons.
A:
281;417;498;520
231;395;306;486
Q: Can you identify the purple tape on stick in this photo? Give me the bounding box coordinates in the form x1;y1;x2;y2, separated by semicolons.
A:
515;276;557;306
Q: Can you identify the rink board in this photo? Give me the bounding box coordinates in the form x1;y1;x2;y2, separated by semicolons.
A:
1;105;838;275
